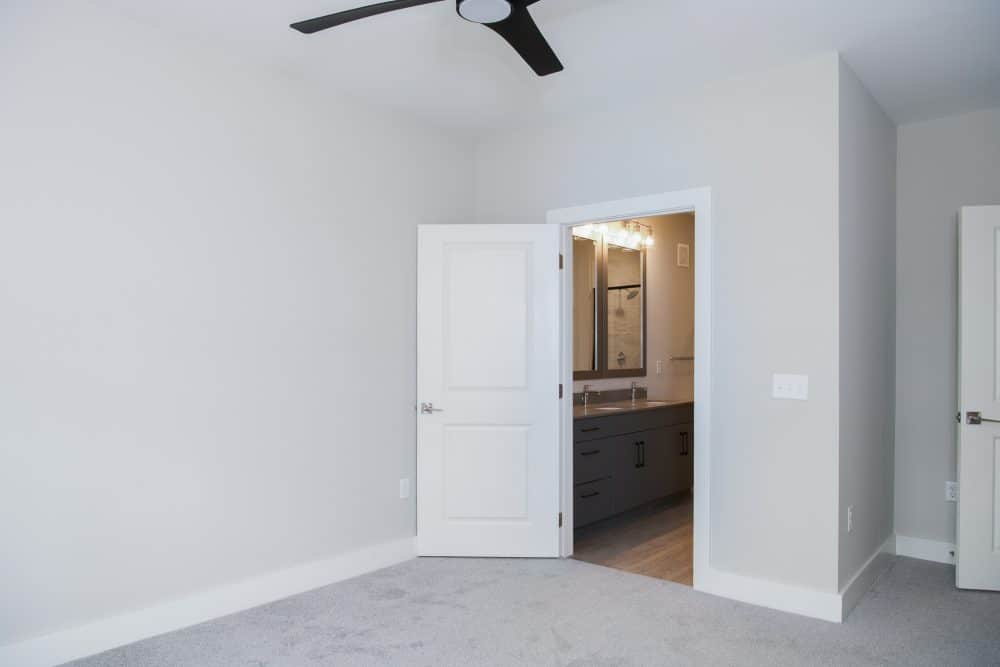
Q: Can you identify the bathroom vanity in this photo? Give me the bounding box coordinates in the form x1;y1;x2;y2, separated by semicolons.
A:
573;400;693;528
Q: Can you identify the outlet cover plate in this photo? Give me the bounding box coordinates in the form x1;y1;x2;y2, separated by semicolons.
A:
772;373;809;400
946;481;958;502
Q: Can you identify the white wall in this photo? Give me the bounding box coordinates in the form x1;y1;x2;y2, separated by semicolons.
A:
895;107;1000;545
476;55;842;592
836;62;897;589
0;0;471;647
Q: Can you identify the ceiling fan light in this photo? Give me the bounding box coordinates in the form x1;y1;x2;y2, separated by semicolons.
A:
457;0;512;24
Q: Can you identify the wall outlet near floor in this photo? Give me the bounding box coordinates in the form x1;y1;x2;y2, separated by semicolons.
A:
847;505;854;533
772;373;809;400
945;481;958;502
399;477;411;499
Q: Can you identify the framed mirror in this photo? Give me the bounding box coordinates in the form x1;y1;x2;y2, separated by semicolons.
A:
572;235;600;376
572;220;649;380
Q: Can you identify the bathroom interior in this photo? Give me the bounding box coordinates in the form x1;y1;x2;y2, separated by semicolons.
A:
571;213;695;585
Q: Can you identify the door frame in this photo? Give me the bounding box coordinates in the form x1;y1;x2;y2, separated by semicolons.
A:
547;187;712;590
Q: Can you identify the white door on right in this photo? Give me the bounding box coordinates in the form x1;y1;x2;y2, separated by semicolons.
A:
958;204;1000;591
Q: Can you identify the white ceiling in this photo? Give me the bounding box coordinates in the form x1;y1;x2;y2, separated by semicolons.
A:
100;0;1000;133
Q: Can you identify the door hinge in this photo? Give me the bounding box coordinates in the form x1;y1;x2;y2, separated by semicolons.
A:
559;253;564;270
559;383;563;399
558;512;563;527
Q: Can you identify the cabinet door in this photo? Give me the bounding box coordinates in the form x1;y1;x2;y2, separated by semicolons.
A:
639;427;674;504
614;434;644;512
641;425;694;502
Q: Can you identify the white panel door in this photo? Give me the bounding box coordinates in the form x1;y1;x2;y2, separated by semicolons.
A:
958;205;1000;590
417;224;561;557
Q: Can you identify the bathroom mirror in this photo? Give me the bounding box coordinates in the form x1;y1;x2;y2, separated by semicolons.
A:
606;243;644;374
572;236;599;375
572;221;647;380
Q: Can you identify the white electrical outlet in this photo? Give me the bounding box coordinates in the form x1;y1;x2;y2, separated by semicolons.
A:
656;359;663;375
945;481;958;502
399;478;411;499
772;374;809;400
847;505;854;533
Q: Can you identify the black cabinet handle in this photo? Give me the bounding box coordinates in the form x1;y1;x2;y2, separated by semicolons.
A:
580;491;600;499
581;426;601;433
634;440;646;468
580;449;601;456
680;432;690;456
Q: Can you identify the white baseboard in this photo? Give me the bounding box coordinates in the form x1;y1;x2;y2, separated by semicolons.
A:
696;566;843;623
839;535;895;620
0;537;416;667
894;534;956;564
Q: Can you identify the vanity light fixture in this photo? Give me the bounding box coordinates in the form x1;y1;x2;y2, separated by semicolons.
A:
573;220;653;251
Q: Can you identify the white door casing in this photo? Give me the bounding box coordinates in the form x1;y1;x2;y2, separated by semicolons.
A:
416;224;562;557
957;204;1000;591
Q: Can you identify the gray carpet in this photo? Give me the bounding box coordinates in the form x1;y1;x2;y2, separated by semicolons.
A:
67;556;1000;666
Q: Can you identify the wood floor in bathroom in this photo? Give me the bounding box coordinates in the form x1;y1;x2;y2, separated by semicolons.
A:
572;492;693;586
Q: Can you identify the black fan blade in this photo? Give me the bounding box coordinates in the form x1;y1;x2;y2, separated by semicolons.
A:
291;0;445;34
486;5;563;76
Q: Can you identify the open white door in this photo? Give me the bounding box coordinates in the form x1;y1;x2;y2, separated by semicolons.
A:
957;205;1000;590
417;224;561;557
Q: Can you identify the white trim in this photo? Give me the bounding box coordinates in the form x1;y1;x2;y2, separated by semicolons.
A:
0;538;416;667
839;534;896;620
697;568;843;623
547;188;712;593
895;534;956;565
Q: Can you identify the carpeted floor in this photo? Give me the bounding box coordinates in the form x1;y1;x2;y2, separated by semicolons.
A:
68;556;1000;666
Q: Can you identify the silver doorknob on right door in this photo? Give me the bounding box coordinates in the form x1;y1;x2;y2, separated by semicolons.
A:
420;402;443;415
966;411;1000;425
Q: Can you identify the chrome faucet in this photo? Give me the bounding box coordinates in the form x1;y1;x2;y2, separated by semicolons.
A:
631;381;641;402
583;384;592;406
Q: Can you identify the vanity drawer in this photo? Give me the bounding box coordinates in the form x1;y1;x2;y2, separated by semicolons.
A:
574;478;614;528
574;418;612;442
574;439;613;484
575;405;693;441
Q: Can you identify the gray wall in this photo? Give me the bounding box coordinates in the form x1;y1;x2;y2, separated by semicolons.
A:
895;107;1000;544
0;0;471;645
475;54;842;593
837;62;897;588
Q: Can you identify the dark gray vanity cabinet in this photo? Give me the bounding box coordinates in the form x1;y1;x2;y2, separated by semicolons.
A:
574;404;693;528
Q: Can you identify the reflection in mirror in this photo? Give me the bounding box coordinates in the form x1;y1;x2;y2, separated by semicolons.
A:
572;219;649;379
572;235;598;373
606;239;643;371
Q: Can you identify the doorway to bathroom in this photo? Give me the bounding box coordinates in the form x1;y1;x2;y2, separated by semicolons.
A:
548;189;711;590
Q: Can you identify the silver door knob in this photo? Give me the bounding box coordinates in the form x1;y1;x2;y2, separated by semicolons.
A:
967;411;1000;425
420;402;443;415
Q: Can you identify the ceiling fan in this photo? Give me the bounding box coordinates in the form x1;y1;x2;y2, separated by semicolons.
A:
290;0;564;76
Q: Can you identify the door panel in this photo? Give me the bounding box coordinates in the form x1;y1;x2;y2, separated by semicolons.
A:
417;224;561;557
445;244;529;389
958;205;1000;590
